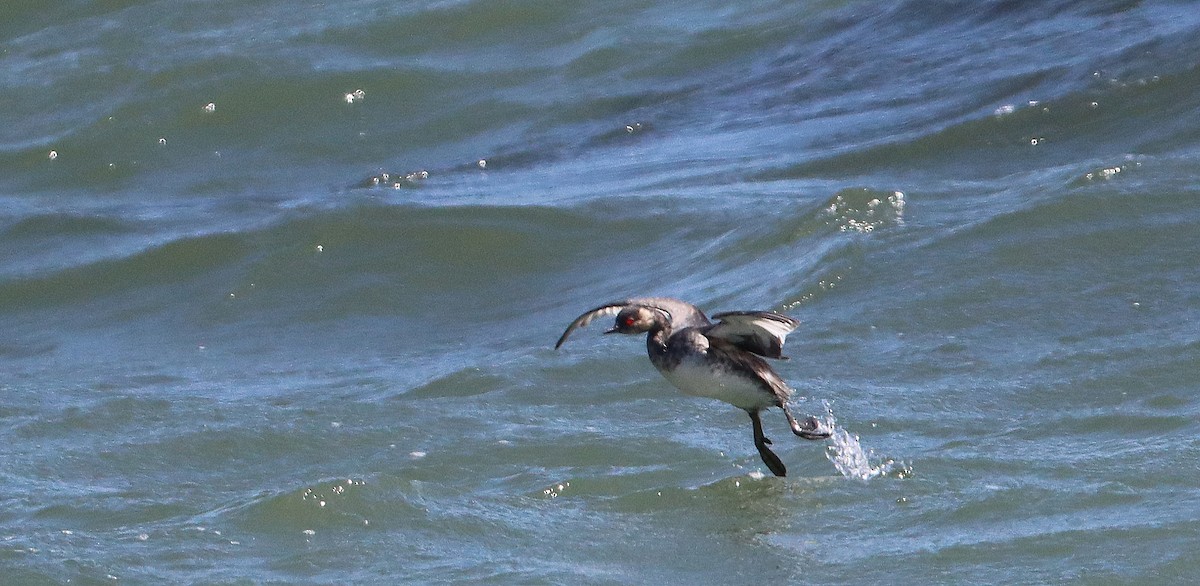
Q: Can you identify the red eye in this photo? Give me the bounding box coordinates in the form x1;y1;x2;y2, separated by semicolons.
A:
624;316;636;327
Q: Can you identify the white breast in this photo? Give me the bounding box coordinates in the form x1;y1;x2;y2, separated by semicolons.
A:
657;358;777;411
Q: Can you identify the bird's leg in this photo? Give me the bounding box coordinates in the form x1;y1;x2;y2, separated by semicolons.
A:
749;410;787;477
782;402;832;440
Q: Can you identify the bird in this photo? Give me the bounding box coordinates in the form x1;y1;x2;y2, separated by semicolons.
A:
555;297;831;477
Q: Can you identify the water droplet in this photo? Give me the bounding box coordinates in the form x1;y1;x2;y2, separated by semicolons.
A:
48;150;58;160
203;102;216;113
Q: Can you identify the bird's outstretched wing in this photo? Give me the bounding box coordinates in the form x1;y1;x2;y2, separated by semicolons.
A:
554;297;709;349
554;301;628;349
704;311;799;359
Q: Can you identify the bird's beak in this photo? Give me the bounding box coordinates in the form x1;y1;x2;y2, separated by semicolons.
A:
603;327;619;335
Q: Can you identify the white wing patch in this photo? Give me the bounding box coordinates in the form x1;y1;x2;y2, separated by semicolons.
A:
705;311;799;359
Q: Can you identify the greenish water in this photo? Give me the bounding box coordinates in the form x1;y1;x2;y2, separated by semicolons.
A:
2;0;1199;583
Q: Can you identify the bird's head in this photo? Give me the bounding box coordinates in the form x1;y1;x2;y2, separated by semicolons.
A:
605;305;670;335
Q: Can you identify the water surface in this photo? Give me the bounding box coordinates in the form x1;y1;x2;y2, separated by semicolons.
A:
2;0;1199;583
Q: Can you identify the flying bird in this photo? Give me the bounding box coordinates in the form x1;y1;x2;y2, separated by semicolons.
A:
555;297;831;477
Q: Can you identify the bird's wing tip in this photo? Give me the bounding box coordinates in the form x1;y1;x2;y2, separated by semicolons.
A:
554;301;632;348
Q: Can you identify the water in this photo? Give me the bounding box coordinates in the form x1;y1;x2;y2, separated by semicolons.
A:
3;0;1200;583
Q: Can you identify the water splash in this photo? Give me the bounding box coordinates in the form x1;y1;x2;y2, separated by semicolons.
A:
816;402;908;480
826;428;895;480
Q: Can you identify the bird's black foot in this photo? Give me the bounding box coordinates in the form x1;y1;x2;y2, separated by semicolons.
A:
749;410;787;477
793;415;832;440
755;440;787;477
784;406;833;440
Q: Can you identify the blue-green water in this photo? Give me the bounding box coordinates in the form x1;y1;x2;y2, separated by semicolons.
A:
3;0;1200;583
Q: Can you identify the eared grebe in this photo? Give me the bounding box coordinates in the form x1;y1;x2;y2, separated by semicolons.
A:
555;297;831;477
